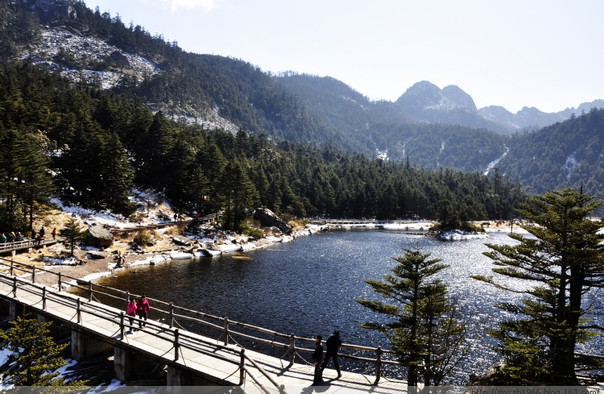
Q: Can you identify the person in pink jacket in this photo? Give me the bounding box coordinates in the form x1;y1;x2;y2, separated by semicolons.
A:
137;295;150;328
126;298;138;334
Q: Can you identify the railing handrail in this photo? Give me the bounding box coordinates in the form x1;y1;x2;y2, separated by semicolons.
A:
0;270;284;391
0;272;244;365
0;256;399;382
0;239;35;252
0;238;59;253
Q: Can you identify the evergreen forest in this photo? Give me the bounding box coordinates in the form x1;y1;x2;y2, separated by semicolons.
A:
0;63;525;233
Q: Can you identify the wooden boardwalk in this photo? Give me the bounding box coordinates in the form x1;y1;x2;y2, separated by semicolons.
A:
0;238;59;255
0;262;407;392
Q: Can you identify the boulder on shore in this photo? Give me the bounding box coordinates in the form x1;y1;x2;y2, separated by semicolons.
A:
171;235;192;246
86;225;113;248
86;250;107;260
253;208;291;234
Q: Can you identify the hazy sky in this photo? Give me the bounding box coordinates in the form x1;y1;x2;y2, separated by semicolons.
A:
83;0;603;113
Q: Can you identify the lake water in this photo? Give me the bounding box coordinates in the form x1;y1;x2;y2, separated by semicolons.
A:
96;229;603;384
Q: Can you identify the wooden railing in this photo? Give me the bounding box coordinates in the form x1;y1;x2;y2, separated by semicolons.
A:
0;256;401;386
0;238;59;254
0;239;36;253
0;270;252;386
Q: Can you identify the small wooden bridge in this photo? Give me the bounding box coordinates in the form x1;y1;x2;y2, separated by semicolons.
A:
0;238;60;256
0;257;407;392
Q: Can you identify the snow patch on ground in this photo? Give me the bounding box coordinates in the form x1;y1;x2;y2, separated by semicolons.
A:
439;230;490;241
381;222;431;231
51;189;180;229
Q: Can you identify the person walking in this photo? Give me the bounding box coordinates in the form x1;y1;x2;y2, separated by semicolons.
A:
137;295;150;328
312;335;324;386
126;297;138;334
321;330;343;379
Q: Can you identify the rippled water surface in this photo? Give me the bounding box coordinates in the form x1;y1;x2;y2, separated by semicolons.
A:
97;230;603;383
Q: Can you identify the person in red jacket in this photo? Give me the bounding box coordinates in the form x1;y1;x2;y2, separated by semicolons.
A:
126;297;138;334
137;295;150;328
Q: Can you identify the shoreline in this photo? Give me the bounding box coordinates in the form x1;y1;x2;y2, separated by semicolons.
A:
6;223;326;288
6;219;522;288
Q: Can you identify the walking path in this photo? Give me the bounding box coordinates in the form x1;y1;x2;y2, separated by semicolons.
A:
0;264;407;392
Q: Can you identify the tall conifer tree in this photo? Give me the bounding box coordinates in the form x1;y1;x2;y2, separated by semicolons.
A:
475;188;604;384
357;249;466;388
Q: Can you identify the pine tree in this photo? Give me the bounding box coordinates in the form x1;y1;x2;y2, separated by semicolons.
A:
16;131;54;231
59;217;86;257
136;112;176;189
0;128;53;232
197;139;226;215
357;249;466;388
474;188;604;385
219;160;258;231
0;317;87;386
97;132;134;216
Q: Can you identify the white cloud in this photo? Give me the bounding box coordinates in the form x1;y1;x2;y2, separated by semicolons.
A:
161;0;218;12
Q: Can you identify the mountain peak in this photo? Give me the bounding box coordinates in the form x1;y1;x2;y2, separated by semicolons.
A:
395;81;476;113
442;85;476;111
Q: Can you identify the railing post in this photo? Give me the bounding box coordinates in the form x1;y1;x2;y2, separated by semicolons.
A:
58;272;62;292
126;291;130;305
288;334;296;367
10;258;14;276
88;281;92;302
120;312;125;339
42;287;47;310
239;348;246;386
32;266;35;283
169;303;174;328
174;329;180;361
374;346;382;385
77;298;81;324
224;318;229;346
12;276;17;297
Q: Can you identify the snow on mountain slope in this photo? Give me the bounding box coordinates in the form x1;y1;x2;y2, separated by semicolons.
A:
22;28;162;89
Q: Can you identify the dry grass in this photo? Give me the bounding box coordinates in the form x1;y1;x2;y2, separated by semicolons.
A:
6;208;181;283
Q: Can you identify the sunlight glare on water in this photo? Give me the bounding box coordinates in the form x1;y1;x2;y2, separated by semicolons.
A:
97;230;602;384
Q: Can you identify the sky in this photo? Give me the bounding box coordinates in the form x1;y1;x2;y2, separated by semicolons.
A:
82;0;604;113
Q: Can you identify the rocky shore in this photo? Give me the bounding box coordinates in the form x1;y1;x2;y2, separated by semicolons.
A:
6;215;323;288
4;192;514;288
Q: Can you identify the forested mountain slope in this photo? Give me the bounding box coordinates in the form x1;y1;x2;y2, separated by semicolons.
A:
0;0;345;148
498;109;604;197
0;0;602;205
0;63;525;235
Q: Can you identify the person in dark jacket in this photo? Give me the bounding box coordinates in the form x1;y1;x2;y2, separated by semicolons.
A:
312;335;324;385
321;330;343;378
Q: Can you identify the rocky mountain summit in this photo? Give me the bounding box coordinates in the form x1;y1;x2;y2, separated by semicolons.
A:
394;81;604;133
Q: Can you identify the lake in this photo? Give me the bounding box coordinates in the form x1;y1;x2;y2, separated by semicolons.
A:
96;229;603;384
